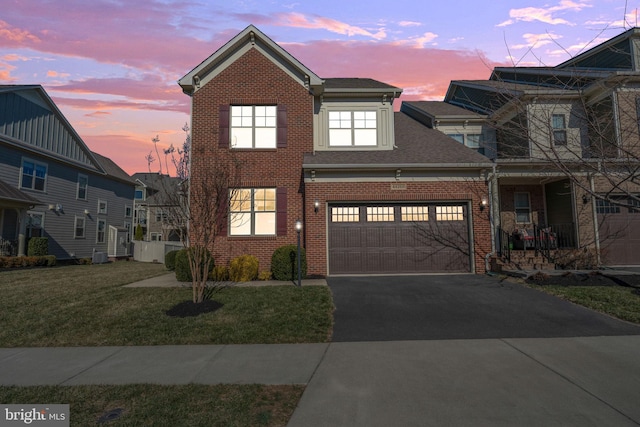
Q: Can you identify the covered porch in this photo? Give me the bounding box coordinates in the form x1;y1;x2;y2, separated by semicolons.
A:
0;179;43;257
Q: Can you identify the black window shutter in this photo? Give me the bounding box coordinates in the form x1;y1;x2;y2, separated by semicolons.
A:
219;105;230;148
277;105;287;148
276;187;287;236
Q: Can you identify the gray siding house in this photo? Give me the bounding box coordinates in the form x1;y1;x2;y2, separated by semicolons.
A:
0;85;135;260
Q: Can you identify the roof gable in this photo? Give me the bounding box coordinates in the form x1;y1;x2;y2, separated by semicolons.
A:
0;85;104;173
179;25;323;95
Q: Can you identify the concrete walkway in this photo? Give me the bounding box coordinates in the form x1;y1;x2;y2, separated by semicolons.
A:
122;272;327;288
1;337;640;426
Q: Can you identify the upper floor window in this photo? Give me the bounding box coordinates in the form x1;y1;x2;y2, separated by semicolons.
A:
135;189;144;200
231;105;277;148
77;174;88;200
124;205;132;218
466;134;482;149
446;134;464;144
551;114;567;146
329;111;377;146
21;159;47;191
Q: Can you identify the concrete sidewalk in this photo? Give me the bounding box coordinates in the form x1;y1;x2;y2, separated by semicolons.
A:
122;272;327;288
2;336;640;426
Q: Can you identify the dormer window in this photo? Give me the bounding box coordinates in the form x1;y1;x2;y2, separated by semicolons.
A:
329;111;377;146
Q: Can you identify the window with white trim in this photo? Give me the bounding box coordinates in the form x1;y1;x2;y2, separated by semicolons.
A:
229;188;276;235
514;192;531;223
466;134;482;148
329;111;377;146
98;200;107;215
231;105;277;148
446;134;464;144
551;114;567;145
26;211;44;238
96;219;106;243
74;216;85;239
125;205;132;218
21;159;47;191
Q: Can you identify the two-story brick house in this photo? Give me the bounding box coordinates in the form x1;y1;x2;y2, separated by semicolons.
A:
411;27;640;268
179;25;493;276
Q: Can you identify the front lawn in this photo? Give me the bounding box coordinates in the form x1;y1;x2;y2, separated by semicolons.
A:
0;261;334;346
0;384;303;427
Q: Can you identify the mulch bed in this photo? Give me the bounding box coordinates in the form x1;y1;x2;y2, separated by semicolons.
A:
165;300;223;318
526;271;640;290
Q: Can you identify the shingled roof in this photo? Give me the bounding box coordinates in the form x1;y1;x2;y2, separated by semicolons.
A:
303;112;492;168
0;178;43;206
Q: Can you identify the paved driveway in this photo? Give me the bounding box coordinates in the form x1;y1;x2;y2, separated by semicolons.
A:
328;274;640;342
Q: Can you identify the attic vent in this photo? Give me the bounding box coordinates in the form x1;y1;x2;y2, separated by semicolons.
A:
250;31;255;45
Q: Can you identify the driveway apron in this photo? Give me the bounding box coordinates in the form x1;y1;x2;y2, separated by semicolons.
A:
328;274;640;342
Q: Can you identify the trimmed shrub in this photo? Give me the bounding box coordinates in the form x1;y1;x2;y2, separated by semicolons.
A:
27;237;48;256
175;247;214;282
45;255;56;267
165;250;179;271
271;244;307;281
229;255;259;282
258;270;272;281
212;265;229;281
134;224;144;241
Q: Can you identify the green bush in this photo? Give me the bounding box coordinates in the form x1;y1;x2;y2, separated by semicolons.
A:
134;224;144;241
258;270;272;281
229;255;259;282
27;237;48;256
175;247;214;282
165;250;179;271
45;255;56;267
271;244;307;281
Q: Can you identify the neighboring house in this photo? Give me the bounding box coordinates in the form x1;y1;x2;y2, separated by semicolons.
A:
178;25;493;275
0;85;135;260
412;27;640;267
131;172;184;242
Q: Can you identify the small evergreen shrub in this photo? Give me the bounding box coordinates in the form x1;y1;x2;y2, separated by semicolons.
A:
165;250;179;271
258;270;272;281
27;237;48;256
212;265;229;281
271;244;307;281
134;224;144;241
175;247;214;282
229;255;259;282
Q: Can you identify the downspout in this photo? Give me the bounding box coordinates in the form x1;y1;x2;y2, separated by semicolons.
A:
484;163;498;274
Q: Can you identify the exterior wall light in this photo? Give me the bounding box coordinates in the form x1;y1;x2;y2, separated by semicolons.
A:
314;200;320;213
480;196;488;211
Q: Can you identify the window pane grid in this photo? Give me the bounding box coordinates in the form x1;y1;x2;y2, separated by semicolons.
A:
436;206;464;221
229;188;276;235
596;199;621;214
401;206;428;222
366;206;394;222
329;111;377;146
231;105;276;148
331;207;360;222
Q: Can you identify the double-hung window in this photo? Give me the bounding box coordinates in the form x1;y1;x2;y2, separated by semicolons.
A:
229;188;276;236
74;216;86;239
551;114;567;145
514;192;531;223
98;200;107;215
77;174;88;200
96;219;106;243
231;106;277;148
21;159;47;191
329;111;377;146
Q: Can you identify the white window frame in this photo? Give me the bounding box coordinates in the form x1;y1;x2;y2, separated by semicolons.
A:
74;216;86;239
96;219;106;244
551;114;567;146
466;134;482;149
230;105;277;149
124;205;132;218
329;110;377;147
135;189;145;200
97;199;107;215
150;232;163;241
77;174;88;200
229;188;276;236
20;158;47;191
514;192;531;223
26;211;45;238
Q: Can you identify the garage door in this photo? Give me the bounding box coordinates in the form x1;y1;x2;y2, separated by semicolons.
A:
597;197;640;266
328;203;471;274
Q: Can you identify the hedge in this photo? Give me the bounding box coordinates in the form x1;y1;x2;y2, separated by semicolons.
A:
271;244;306;281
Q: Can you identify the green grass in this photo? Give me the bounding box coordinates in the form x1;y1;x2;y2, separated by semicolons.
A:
0;262;334;346
526;284;640;324
0;384;304;426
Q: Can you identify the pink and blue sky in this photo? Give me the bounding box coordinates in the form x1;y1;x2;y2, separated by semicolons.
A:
1;0;638;174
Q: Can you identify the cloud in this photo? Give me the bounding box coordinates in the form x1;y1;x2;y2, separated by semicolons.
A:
511;32;563;50
272;12;387;40
47;70;69;78
85;111;111;118
398;21;421;27
497;0;592;27
0;19;40;43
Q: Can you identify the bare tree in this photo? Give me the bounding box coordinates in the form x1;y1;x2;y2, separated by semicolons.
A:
147;125;243;303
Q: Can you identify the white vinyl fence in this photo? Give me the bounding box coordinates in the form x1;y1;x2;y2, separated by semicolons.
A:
133;241;182;264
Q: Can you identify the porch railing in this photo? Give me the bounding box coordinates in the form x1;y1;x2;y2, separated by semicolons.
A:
498;228;512;262
0;238;18;256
